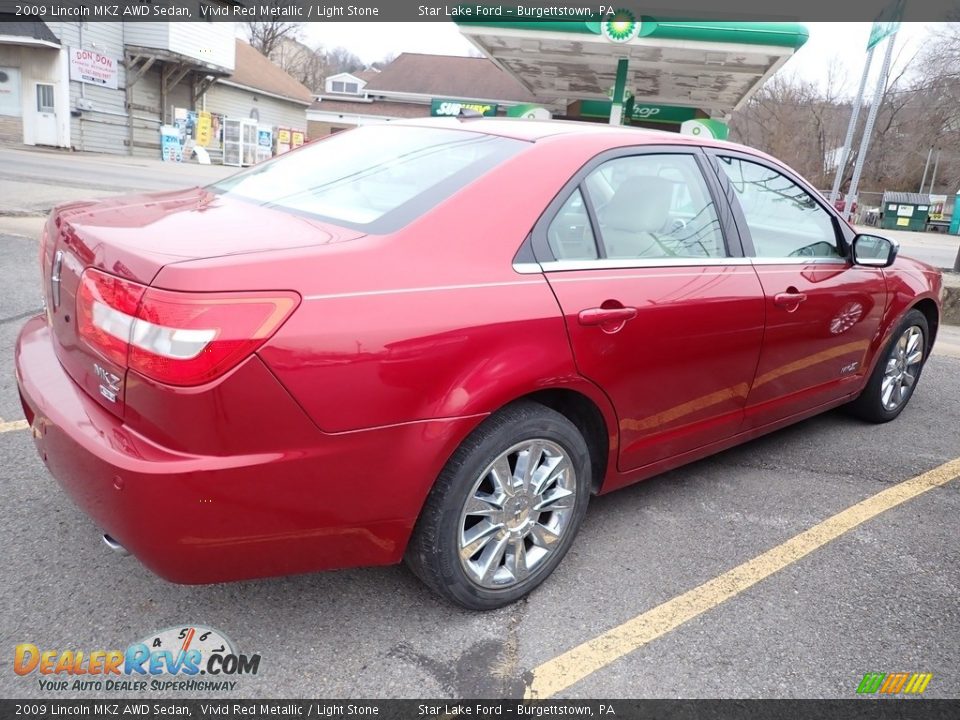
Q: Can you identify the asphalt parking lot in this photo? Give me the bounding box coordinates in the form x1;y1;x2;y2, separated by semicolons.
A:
2;210;959;700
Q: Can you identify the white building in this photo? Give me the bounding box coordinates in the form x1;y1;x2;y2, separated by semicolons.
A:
0;18;310;158
306;53;535;138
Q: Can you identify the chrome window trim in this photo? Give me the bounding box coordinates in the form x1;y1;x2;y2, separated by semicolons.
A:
534;257;753;272
523;145;749;269
514;256;850;274
750;257;849;266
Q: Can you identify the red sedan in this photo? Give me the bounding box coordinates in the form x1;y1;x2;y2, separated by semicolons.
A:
15;119;942;609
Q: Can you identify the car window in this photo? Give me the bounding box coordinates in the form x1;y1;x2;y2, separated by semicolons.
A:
583;154;726;260
547;189;598;260
716;156;840;259
211;126;525;233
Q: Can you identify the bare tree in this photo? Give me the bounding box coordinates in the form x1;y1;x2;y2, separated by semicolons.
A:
325;47;365;75
731;24;960;266
246;21;302;58
270;37;332;92
730;71;847;189
912;23;960;270
370;52;397;71
731;26;960;199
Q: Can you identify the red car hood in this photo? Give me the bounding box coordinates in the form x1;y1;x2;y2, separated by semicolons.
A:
53;186;365;285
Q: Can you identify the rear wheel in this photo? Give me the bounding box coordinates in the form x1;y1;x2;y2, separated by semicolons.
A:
406;401;590;610
847;309;929;423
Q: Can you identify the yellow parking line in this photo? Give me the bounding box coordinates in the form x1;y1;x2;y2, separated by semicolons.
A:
0;419;29;433
525;457;960;699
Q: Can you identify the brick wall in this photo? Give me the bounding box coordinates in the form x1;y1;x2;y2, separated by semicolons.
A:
0;116;23;144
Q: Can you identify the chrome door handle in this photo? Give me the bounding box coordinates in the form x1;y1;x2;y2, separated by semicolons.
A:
578;306;638;326
773;291;807;309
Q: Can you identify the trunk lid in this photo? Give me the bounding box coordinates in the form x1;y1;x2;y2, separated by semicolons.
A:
42;187;362;418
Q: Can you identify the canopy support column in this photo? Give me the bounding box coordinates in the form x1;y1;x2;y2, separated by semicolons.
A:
609;58;628;126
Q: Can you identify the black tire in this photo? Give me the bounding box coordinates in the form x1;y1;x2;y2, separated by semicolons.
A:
847;309;929;423
406;401;591;610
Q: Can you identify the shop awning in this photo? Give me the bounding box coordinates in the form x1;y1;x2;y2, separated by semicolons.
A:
457;19;808;120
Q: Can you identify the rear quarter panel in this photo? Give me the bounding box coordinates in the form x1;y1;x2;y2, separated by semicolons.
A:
152;135;626;435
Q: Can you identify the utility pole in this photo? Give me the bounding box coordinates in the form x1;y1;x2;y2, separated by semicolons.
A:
919;148;932;193
830;47;875;204
927;150;940;194
846;33;896;224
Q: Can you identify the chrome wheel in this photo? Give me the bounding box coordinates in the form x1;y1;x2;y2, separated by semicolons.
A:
881;325;924;411
458;439;577;589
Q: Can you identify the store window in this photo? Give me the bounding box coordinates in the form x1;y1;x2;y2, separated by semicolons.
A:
0;67;21;116
330;81;360;95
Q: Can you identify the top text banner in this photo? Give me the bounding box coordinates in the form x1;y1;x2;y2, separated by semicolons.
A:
0;0;957;21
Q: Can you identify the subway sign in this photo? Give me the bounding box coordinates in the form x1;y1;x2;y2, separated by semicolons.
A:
431;99;499;117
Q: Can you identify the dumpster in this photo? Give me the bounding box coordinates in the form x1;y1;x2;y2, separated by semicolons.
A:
881;191;930;232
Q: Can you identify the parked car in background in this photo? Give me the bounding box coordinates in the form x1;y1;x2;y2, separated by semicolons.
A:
16;119;942;609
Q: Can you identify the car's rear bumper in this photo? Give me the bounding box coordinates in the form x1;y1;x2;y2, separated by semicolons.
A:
15;314;481;584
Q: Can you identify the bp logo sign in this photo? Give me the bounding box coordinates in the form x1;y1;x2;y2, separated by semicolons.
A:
680;119;729;140
602;10;642;43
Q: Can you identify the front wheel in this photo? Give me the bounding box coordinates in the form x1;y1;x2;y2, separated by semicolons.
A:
847;309;929;423
406;401;591;610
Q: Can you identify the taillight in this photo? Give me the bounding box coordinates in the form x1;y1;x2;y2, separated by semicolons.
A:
77;269;145;367
77;269;299;387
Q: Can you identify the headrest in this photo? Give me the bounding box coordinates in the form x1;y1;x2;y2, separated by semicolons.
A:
599;175;673;234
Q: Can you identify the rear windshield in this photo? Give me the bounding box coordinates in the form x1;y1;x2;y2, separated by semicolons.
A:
211;125;526;233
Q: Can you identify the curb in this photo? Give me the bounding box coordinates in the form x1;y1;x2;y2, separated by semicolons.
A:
942;275;960;327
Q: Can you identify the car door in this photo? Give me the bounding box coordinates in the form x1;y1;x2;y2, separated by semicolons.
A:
527;147;766;472
707;151;887;429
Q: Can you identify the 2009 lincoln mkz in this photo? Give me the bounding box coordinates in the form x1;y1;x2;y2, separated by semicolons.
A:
15;119;942;609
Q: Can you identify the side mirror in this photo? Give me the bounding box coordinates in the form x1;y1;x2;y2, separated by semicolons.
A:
852;234;899;268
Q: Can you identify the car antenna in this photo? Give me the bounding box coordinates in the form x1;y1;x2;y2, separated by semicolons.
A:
457;108;484;120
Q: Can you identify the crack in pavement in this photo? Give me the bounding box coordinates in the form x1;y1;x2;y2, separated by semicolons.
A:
0;308;43;326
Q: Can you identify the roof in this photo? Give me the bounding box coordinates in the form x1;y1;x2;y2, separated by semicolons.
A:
391;117;765;154
223;40;314;106
363;53;535;103
309;98;429;119
882;192;931;205
0;16;60;46
355;69;380;82
459;21;807;118
393;116;682;142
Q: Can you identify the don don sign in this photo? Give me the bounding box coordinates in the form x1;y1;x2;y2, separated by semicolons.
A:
69;48;119;89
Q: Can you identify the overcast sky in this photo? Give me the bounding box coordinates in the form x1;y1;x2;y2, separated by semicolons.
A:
296;21;937;97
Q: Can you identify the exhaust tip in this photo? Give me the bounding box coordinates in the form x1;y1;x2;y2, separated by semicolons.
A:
102;533;129;556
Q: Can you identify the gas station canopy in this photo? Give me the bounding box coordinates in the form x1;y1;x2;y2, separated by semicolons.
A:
457;19;808;124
